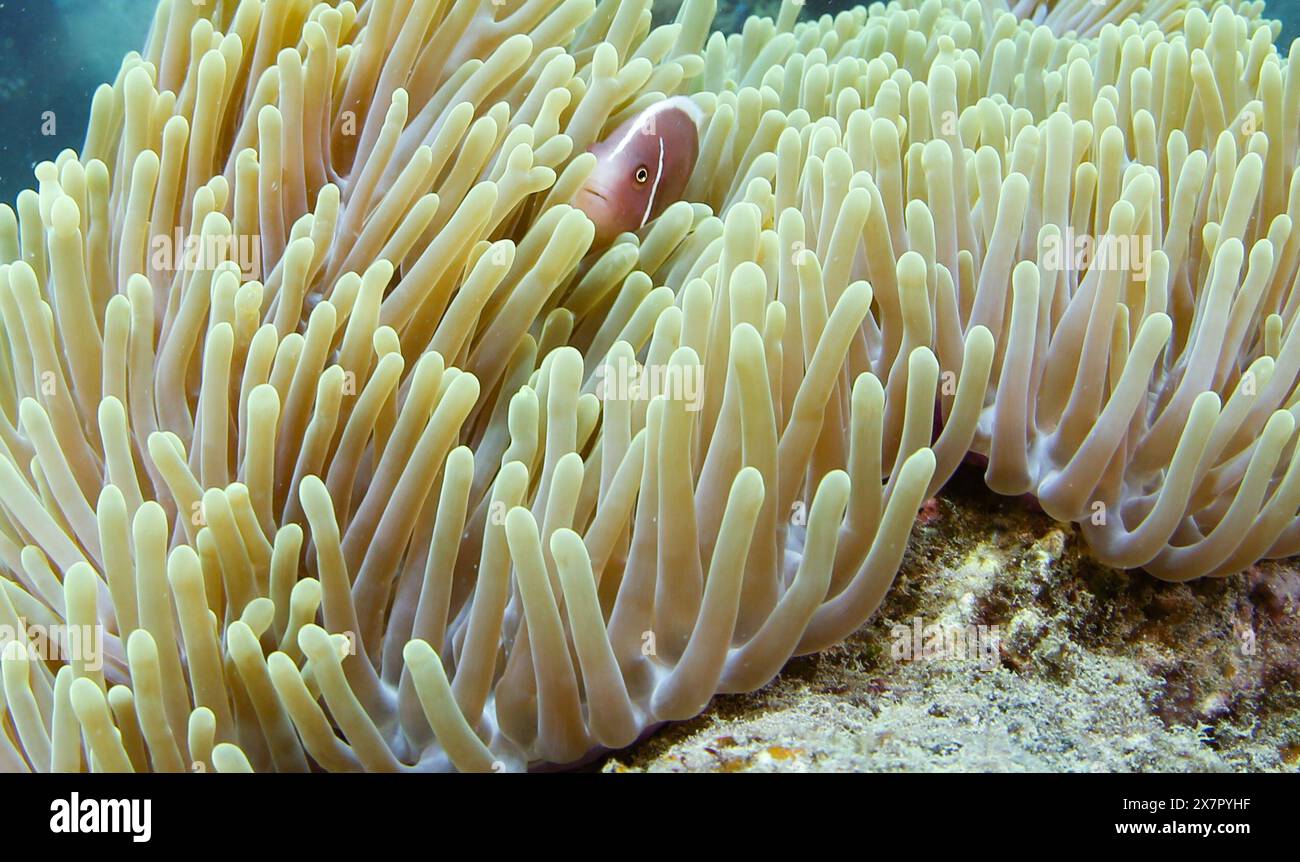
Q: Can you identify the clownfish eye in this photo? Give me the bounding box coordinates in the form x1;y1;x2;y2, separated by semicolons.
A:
635;166;649;184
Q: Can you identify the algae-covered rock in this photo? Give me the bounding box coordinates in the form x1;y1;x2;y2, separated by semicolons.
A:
602;470;1300;772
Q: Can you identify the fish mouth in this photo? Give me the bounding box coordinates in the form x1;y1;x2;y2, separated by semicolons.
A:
573;185;618;223
572;184;624;248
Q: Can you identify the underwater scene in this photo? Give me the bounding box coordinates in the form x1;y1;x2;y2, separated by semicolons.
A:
0;0;1299;788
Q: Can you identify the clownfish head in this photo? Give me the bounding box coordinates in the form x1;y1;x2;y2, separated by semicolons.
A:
572;95;703;249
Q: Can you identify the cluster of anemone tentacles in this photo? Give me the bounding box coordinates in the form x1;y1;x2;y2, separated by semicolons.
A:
0;0;1297;772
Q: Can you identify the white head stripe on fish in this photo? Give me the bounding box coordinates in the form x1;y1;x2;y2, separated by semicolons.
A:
610;96;702;159
640;136;666;229
572;95;702;248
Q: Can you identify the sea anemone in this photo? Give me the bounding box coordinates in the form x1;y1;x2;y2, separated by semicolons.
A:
0;0;1296;772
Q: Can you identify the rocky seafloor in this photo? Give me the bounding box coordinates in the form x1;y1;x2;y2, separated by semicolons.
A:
601;469;1300;772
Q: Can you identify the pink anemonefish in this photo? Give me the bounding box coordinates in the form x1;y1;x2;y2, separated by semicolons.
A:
572;95;703;248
